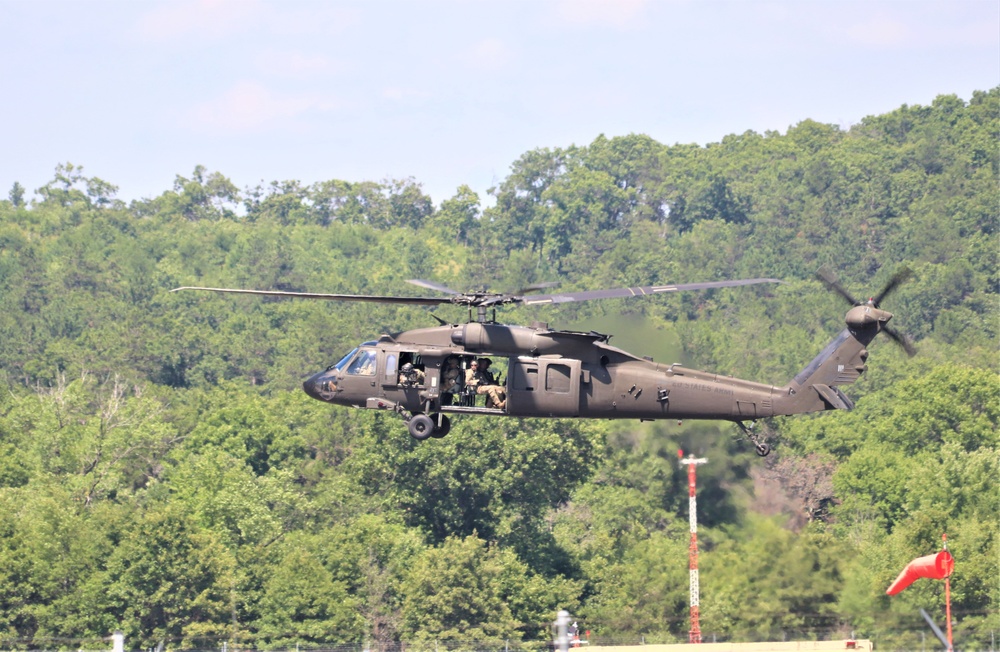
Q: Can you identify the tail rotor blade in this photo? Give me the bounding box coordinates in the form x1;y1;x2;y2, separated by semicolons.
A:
816;267;860;306
872;267;914;307
884;325;917;357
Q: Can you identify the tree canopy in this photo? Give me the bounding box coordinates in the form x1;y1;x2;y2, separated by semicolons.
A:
0;88;997;650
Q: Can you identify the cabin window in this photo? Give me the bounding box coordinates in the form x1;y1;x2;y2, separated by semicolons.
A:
513;363;538;391
385;354;398;380
545;364;571;394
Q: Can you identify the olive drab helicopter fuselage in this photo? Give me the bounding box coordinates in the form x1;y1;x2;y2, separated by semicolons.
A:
173;269;915;455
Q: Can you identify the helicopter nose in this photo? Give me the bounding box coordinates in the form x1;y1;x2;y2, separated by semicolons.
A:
303;371;333;401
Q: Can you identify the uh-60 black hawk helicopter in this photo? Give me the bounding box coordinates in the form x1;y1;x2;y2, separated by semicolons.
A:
174;267;914;456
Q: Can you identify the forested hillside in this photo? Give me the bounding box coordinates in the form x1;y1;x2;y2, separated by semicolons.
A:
0;89;996;650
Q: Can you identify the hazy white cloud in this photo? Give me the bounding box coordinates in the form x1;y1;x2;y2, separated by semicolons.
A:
3;0;994;205
466;37;514;72
264;5;362;37
846;13;912;48
136;0;266;42
381;87;433;104
553;0;651;28
843;8;1000;50
255;49;344;78
135;1;360;44
188;81;340;132
910;14;1000;48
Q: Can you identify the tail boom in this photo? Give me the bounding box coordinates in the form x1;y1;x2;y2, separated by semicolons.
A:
773;327;875;416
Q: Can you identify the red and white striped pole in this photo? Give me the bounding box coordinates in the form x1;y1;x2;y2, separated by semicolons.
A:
679;450;708;644
942;534;953;651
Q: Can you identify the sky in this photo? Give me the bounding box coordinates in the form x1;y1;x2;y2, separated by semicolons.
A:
2;0;998;207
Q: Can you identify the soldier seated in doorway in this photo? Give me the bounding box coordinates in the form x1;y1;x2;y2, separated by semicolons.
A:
441;356;462;394
464;359;479;388
398;362;425;387
470;357;505;409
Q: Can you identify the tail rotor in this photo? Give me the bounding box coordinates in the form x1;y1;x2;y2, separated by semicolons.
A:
816;266;917;357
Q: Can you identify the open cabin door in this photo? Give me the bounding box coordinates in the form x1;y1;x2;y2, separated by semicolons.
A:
507;357;581;417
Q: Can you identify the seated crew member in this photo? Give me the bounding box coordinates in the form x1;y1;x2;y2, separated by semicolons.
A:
348;350;377;375
398;362;425;387
441;357;461;394
464;359;480;388
473;358;506;409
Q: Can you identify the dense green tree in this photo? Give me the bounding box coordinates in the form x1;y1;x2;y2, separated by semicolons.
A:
346;414;604;574
1;374;175;503
425;184;480;245
254;533;366;646
700;516;853;641
400;535;577;643
0;481;126;640
136;165;240;221
103;504;237;648
0;89;996;648
8;181;25;207
579;532;689;642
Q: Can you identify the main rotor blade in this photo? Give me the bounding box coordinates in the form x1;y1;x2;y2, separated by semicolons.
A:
174;277;782;310
519;278;783;305
816;267;860;306
884;325;917;357
171;286;450;306
518;281;561;294
406;279;462;295
872;267;914;307
407;279;560;297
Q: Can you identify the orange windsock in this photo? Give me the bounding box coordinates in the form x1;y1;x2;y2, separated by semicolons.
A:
886;551;955;595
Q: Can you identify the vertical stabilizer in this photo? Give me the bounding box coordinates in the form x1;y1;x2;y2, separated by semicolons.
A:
773;328;872;415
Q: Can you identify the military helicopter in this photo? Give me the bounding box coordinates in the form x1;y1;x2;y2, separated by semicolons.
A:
173;268;914;456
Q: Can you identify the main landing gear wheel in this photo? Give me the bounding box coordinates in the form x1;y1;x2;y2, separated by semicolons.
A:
430;414;451;438
407;414;435;440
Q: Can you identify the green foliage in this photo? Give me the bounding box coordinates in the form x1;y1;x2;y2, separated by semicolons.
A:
400;535;576;643
254;532;367;646
103;503;237;648
0;90;997;648
579;532;688;642
347;415;604;576
701;516;852;640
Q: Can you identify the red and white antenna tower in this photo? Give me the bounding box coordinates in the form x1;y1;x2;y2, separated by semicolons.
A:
679;450;708;644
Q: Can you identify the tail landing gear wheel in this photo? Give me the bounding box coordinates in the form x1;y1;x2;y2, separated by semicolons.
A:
735;420;771;457
430;414;451;438
408;414;435;440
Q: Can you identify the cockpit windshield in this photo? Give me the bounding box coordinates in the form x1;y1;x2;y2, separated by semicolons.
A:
347;349;377;375
328;347;358;372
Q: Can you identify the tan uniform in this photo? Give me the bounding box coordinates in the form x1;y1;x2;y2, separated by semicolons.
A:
478;384;505;409
464;367;479;387
473;367;505;409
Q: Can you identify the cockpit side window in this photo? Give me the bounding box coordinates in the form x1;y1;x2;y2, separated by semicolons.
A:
385;353;398;381
347;350;377;376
